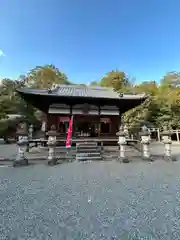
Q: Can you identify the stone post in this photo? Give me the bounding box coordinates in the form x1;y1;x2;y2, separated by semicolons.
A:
41;121;46;133
13;123;29;167
116;126;129;163
47;125;58;166
28;124;33;140
139;125;153;161
124;124;129;139
41;120;47;140
161;126;176;161
26;124;33;152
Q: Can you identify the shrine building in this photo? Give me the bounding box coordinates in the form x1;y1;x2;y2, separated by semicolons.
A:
17;84;147;138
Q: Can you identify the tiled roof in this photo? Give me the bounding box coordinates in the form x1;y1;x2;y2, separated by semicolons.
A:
17;84;147;100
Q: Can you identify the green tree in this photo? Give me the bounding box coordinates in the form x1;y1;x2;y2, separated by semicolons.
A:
0;78;36;121
0;79;18;117
26;64;70;88
123;72;180;130
160;71;180;87
0;78;16;98
100;70;130;90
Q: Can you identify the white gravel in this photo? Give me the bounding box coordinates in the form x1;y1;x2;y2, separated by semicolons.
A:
0;144;17;159
1;161;180;239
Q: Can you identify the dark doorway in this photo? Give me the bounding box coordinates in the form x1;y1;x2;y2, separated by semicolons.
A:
101;122;110;134
76;121;98;137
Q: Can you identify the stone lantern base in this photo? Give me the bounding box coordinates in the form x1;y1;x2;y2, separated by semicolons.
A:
48;159;58;166
13;158;29;167
47;145;58;166
47;125;58;166
47;155;58;166
14;124;29;167
120;157;130;163
163;155;177;162
142;156;154;162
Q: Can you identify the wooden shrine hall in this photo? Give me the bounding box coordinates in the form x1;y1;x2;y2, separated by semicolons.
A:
17;84;147;139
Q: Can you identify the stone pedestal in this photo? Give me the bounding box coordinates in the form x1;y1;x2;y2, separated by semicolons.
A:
47;126;58;166
13;125;29;167
139;126;153;161
28;124;33;140
116;126;129;163
161;127;176;161
39;121;47;147
26;124;33;152
124;125;129;139
41;121;46;132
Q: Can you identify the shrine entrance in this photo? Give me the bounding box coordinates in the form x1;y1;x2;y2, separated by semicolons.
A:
75;115;99;137
47;103;121;138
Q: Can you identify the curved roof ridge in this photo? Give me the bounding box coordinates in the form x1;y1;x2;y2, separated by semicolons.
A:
52;84;146;95
17;85;147;100
52;84;114;91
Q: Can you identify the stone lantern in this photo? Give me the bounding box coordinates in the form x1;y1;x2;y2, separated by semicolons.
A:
13;123;29;167
26;124;33;152
28;124;33;140
124;124;129;139
116;125;129;163
139;125;153;161
47;125;58;165
161;126;176;161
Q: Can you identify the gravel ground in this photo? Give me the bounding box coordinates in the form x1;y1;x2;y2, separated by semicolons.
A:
0;144;17;159
1;161;180;239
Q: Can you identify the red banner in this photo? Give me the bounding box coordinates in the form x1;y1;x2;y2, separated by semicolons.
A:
66;116;73;148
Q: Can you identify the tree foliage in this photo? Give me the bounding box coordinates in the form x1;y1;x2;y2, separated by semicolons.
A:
122;73;180;129
99;70;130;90
0;64;70;137
25;64;70;88
90;70;180;129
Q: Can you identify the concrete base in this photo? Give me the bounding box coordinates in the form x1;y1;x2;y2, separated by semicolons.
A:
47;158;58;166
142;156;154;162
13;158;28;167
164;156;177;162
118;157;130;163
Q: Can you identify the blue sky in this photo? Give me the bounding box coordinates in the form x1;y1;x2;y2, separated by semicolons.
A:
0;0;180;84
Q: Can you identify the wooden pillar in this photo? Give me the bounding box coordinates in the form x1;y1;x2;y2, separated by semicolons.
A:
119;108;121;127
73;115;77;137
98;106;101;137
70;105;75;137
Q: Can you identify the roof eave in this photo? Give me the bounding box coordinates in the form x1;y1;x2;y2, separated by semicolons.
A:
16;88;148;101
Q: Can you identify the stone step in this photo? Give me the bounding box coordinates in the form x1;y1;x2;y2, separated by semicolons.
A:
76;152;101;157
76;141;102;161
76;148;100;153
103;155;118;160
76;142;97;147
76;141;97;144
77;156;102;161
77;148;100;152
76;145;98;149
